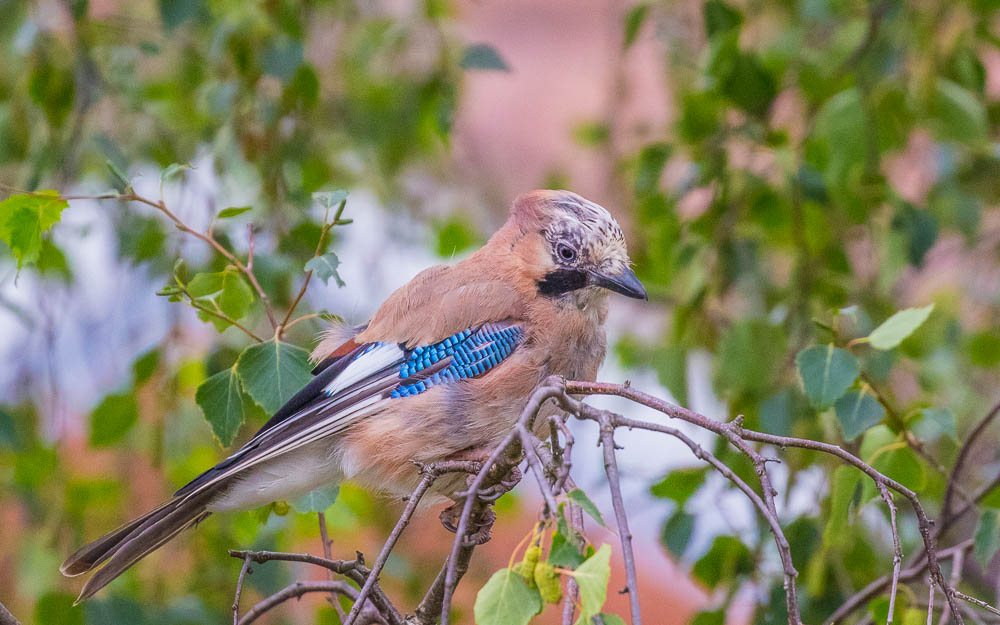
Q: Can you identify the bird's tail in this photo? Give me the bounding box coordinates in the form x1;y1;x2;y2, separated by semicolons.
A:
60;487;217;604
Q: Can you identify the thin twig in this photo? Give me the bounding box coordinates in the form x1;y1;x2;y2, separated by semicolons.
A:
565;381;964;625
597;412;642;625
940;549;965;625
232;555;252;625
344;469;439;625
954;592;1000;619
0;601;21;625
236;580;358;625
878;482;903;625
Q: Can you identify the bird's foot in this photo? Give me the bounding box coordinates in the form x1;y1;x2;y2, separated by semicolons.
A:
439;505;496;545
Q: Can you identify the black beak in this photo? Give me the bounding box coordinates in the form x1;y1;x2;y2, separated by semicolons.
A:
588;267;648;300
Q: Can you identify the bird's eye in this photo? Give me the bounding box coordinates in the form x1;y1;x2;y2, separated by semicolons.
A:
557;244;576;262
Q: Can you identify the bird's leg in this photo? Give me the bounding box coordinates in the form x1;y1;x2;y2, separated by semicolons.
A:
437;446;523;544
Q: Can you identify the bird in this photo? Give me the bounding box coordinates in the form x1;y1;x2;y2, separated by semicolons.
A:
60;189;647;602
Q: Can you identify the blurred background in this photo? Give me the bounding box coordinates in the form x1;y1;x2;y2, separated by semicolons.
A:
4;0;1000;624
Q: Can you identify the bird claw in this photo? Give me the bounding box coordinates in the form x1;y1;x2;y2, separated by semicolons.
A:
438;505;496;545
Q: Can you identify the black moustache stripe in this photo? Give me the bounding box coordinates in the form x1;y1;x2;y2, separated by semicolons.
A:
537;269;588;297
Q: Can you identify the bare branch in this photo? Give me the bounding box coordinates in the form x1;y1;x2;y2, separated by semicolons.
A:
232;554;252;625
597;411;642;625
0;601;21;625
878;482;903;625
236;580;359;625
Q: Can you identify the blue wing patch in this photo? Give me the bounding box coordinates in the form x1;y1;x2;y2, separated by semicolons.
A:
391;322;524;398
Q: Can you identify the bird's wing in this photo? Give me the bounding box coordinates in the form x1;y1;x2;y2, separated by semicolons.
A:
173;321;525;498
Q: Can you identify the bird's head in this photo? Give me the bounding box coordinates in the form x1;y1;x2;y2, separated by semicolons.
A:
506;190;647;303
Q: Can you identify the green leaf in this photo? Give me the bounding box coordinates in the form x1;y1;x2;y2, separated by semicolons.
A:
460;44;510;71
89;393;139;447
691;611;725;625
651;346;687;406
823;465;862;548
132;349;161;385
473;568;543;625
187;269;255;331
859;426;926;501
965;330;1000;367
980;484;1000;509
795;345;860;409
217;206;251;219
160;0;203;30
834;389;885;441
703;0;742;38
975;509;1000;568
0;191;68;268
623;3;650;49
434;216;482;258
106;159;131;194
290;484;340;513
716;320;787;397
868;305;935;350
596;615;628;625
312;190;349;210
660;510;694;559
650;467;707;504
573;544;612;625
236;340;314;415
928;79;988;143
195;367;245;446
160;162;191;186
913;408;957;441
635;142;671;196
692;536;753;589
305;252;345;287
549;528;585;569
36;592;84;625
567;488;606;527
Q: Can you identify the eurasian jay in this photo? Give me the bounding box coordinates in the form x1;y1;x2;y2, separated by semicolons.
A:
61;189;647;601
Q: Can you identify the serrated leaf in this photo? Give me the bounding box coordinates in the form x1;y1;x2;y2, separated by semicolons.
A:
217;206;251;219
0;191;68;268
236;340;313;415
623;3;650;49
868;305;934;350
312;190;349;210
89;393;138;447
795;344;860;409
835;389;885;441
305;252;345;287
290;484;340;513
460;44;510;71
473;568;542;625
195;367;245;446
567;488;606;527
650;467;706;504
975;509;1000;568
573;544;612;625
187;269;255;331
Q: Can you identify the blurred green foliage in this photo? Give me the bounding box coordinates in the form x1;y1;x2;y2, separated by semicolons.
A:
6;0;1000;624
